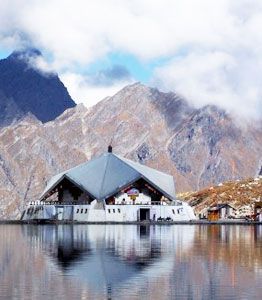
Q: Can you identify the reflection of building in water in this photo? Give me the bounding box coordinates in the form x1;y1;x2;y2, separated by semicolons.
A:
254;225;262;241
23;225;92;269
21;148;196;222
1;225;261;299
22;224;195;296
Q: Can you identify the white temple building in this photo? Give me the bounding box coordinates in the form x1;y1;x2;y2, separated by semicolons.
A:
21;147;196;222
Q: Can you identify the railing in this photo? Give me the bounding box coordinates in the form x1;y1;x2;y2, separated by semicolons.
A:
27;200;183;206
28;201;90;206
106;201;183;206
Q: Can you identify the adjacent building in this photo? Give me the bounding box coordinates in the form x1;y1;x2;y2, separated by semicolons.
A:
207;203;235;221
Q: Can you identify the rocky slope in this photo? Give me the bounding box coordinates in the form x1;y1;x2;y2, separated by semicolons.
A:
0;83;261;218
0;49;76;126
178;176;262;216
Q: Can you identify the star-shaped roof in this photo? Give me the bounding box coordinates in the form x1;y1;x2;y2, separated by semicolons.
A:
41;153;176;201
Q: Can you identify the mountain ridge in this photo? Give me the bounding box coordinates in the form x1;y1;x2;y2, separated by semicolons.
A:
0;49;76;125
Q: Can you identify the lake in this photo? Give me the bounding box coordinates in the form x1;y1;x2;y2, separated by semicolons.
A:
0;225;261;300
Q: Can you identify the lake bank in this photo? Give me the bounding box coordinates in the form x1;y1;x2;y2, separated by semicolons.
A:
0;219;261;225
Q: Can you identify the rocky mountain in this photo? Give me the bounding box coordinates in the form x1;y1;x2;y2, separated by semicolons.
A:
0;83;261;219
0;49;76;126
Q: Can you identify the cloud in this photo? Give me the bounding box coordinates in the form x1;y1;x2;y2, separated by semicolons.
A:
152;51;262;119
91;65;131;86
60;64;133;107
0;0;261;118
9;48;56;76
61;72;134;107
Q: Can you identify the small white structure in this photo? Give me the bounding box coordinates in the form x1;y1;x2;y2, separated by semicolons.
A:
21;148;196;222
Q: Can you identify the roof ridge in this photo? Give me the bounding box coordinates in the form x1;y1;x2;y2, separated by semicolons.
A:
113;154;141;176
99;153;111;200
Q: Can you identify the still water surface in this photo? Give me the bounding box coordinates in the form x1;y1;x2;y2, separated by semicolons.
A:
0;225;261;300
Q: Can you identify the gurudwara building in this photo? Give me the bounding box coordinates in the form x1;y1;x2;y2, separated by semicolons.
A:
21;147;196;222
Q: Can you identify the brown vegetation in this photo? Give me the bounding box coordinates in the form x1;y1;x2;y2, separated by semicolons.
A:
178;176;262;214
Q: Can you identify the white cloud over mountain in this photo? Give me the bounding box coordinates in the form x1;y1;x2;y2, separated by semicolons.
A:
61;72;134;106
0;0;261;117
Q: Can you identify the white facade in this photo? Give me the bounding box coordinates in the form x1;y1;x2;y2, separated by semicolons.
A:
21;199;196;222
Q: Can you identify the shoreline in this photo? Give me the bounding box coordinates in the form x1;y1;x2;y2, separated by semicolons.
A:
0;220;261;225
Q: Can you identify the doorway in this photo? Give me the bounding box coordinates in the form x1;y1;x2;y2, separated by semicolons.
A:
139;208;150;221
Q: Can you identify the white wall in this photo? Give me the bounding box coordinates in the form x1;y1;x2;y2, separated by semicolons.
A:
22;201;196;222
73;205;90;221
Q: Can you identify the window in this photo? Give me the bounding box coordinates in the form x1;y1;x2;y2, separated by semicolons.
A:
172;209;175;214
76;209;79;213
108;209;111;213
118;208;121;213
85;209;88;214
177;209;180;214
113;209;115;213
81;209;84;214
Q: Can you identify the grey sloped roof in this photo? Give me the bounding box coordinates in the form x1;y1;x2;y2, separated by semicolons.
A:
116;155;175;199
40;153;176;200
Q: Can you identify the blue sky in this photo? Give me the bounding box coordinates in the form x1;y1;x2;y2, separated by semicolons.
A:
0;0;261;119
85;53;152;83
0;48;11;59
90;53;171;83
